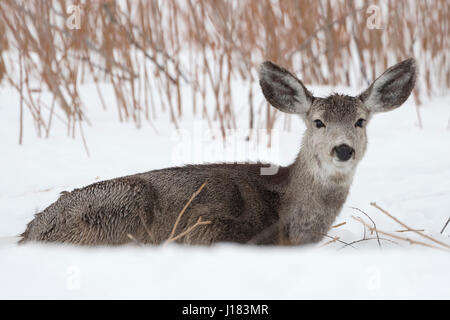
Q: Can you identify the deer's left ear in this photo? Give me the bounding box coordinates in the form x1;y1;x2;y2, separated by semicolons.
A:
359;58;417;113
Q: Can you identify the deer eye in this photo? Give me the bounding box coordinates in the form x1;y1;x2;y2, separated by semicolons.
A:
314;119;326;128
355;118;366;128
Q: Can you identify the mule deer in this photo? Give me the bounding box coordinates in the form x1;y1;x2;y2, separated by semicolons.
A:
20;58;417;246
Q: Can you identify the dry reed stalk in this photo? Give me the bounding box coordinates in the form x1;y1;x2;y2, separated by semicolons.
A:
0;0;447;144
396;229;425;233
124;181;210;246
331;222;346;229
165;217;212;244
318;232;356;249
351;216;449;252
319;236;341;248
370;202;450;250
165;181;209;245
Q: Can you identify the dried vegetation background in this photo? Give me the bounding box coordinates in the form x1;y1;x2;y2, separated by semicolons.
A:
0;0;448;144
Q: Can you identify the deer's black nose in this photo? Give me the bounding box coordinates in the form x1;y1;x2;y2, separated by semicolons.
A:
334;144;354;161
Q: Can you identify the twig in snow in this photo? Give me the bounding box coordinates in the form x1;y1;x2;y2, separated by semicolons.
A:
318;232;357;249
319;236;341;248
351;207;381;248
331;222;346;229
338;237;399;251
351;216;449;252
441;217;450;234
370;202;450;250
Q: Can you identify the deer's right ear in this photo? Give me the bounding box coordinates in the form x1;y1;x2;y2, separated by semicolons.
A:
259;61;313;115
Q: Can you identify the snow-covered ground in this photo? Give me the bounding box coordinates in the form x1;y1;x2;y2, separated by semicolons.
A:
0;82;449;299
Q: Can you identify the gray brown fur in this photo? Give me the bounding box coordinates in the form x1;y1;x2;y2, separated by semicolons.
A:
19;58;417;246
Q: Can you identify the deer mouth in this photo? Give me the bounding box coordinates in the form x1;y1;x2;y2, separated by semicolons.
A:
332;157;355;169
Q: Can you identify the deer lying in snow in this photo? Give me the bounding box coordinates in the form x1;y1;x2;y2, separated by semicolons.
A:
20;58;417;246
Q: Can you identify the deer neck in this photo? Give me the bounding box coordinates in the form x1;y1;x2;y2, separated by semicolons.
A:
279;145;356;245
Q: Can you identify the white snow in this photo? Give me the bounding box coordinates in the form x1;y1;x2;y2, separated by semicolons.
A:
0;81;449;299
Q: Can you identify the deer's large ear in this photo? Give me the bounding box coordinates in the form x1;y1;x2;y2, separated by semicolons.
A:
259;61;313;115
360;58;417;113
